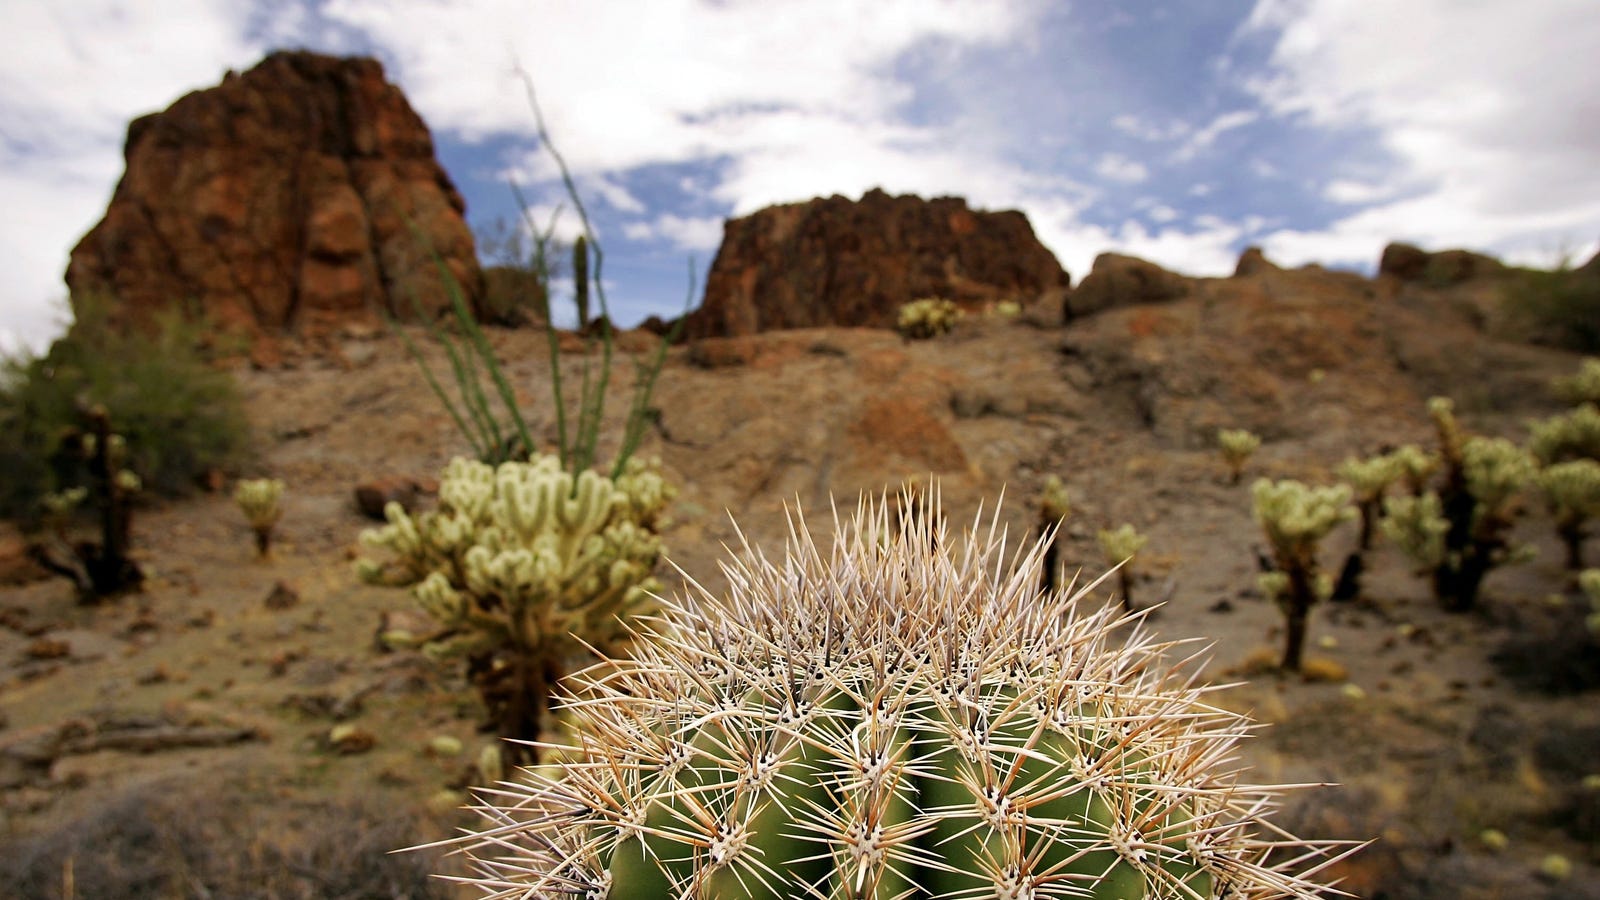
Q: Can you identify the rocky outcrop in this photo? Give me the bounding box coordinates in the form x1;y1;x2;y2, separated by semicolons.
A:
1378;242;1506;286
1064;253;1190;320
684;188;1069;339
66;51;486;353
1232;246;1281;278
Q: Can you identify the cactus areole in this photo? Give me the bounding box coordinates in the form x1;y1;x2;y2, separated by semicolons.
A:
443;491;1353;898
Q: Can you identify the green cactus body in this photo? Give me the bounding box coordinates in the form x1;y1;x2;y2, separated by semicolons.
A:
445;492;1352;897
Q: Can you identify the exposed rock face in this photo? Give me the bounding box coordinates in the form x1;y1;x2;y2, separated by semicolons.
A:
1064;252;1189;320
1233;246;1281;278
1379;242;1506;285
684;188;1069;339
66;51;485;352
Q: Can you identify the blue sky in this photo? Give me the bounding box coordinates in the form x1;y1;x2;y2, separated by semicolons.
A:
3;0;1599;352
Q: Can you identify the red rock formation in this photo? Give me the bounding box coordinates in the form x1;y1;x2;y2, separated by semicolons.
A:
1378;242;1505;285
684;188;1069;339
66;51;487;354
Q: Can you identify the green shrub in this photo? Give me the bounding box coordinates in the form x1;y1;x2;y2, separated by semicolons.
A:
0;295;250;521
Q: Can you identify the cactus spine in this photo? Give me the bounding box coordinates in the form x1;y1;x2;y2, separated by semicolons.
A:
440;491;1355;897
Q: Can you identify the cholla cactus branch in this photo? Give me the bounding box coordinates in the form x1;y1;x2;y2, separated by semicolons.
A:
1218;428;1261;486
1528;403;1600;466
1035;475;1071;595
1096;523;1148;612
430;489;1360;897
234;478;285;558
1252;480;1353;671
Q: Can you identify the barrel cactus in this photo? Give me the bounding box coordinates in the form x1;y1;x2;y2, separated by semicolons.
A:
442;491;1354;897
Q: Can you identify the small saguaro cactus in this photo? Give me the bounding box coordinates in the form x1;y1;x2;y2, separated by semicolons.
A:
435;490;1357;897
1382;398;1536;612
1217;427;1262;485
1096;522;1148;611
1538;459;1600;571
896;296;962;340
1252;479;1354;672
359;453;675;763
1034;474;1071;594
233;478;285;558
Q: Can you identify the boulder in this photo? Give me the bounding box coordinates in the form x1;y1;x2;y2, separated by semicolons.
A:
684;188;1068;339
1378;242;1506;285
66;51;488;353
1065;253;1190;320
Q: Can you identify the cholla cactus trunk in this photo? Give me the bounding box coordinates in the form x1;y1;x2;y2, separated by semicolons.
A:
437;491;1357;898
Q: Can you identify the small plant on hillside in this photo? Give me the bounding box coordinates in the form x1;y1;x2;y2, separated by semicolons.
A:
1538;459;1600;571
1528;403;1600;465
896;296;961;339
1553;357;1600;407
1217;427;1261;485
27;406;144;602
1382;397;1536;612
1034;474;1071;594
0;294;250;520
1096;522;1147;611
1253;478;1354;672
359;454;674;764
233;478;285;558
427;490;1359;897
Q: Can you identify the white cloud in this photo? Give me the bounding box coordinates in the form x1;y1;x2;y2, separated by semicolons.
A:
623;214;725;253
1322;179;1391;205
1170;109;1258;162
1241;0;1600;249
1094;153;1149;184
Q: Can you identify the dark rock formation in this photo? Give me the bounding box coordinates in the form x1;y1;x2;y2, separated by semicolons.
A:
1379;242;1506;285
1064;253;1190;320
66;51;486;353
684;188;1068;339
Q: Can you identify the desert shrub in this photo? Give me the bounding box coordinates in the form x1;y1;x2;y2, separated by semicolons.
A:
0;294;250;521
1502;263;1600;352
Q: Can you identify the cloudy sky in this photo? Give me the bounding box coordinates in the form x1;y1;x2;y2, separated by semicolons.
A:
3;0;1599;352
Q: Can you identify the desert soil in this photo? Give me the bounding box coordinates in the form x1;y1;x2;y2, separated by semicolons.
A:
2;276;1598;899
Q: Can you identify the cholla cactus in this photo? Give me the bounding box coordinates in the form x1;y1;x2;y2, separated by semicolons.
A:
1217;428;1261;485
234;478;285;558
1096;523;1148;611
1253;479;1354;671
1388;444;1439;495
897;296;962;340
1528;403;1600;465
1337;453;1404;550
1035;475;1071;594
1553;357;1600;407
360;453;675;760
1382;398;1535;612
28;405;143;602
440;491;1357;897
1538;459;1600;570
